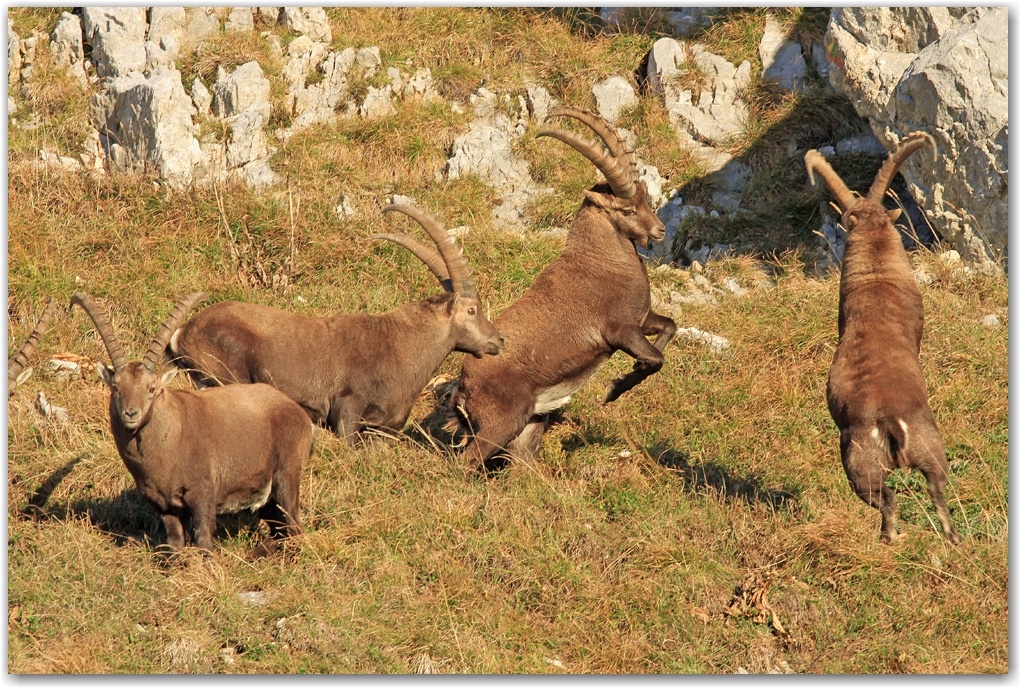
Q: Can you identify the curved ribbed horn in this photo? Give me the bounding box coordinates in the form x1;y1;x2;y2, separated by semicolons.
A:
382;205;477;298
866;131;936;205
804;150;858;214
70;292;129;372
547;105;637;174
142;292;209;372
537;126;637;199
370;233;453;292
8;297;58;385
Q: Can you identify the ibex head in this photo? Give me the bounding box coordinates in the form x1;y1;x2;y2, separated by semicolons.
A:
71;292;208;430
8;297;59;397
805;131;936;231
373;205;504;358
537;106;665;248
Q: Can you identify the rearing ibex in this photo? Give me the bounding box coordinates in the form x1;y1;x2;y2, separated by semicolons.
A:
170;204;504;444
71;292;313;559
805;131;961;544
452;106;677;470
8;297;59;397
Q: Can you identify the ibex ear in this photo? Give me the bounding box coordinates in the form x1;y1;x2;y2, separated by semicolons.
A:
16;367;33;386
887;208;902;222
160;368;178;388
96;362;115;387
447;292;461;314
583;190;617;211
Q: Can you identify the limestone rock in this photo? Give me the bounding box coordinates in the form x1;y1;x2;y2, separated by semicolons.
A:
826;7;1008;269
665;8;715;36
402;68;440;102
257;8;281;26
834;130;886;156
591;75;637;124
185;8;221;44
292;48;355;128
359;86;395;119
90;66;204;188
8;20;21;85
225;108;269;168
191;77;212;116
525;82;556;123
212;61;271;118
50;12;85;68
225;7;255;33
646;37;685;94
82;7;148;78
147;7;187;46
662;43;751;145
677;326;730;352
759;16;806;93
279;7;331;44
355;46;382;77
144;34;179;73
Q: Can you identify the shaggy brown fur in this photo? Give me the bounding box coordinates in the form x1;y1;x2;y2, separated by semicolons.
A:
805;132;961;544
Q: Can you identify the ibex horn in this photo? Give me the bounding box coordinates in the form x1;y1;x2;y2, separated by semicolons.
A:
804;150;858;214
8;297;58;387
142;292;209;372
370;233;453;292
547;105;637;173
382;205;477;298
70;292;129;372
866;131;936;205
538;107;637;199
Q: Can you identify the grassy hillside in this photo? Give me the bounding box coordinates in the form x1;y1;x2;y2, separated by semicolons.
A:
7;8;1007;673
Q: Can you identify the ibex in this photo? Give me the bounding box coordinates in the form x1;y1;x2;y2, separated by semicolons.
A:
170;205;504;444
8;297;59;396
805;132;961;544
452;106;677;470
71;292;313;559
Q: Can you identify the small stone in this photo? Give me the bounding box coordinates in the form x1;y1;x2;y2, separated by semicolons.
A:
693;274;711;289
237;591;271;607
676;326;730;352
591;75;637;123
355;46;382;76
448;225;470;237
45;359;81;382
390;194;416;207
691;260;703;273
940;249;962;266
982;314;1000;328
721;277;747;296
817;145;835;158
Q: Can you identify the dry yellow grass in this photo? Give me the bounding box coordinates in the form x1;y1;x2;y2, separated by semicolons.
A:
8;7;1007;674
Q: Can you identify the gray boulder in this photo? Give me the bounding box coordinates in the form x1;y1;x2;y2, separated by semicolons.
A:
147;7;187;46
82;7;148;78
90;66;204;188
279;7;331;44
8;20;21;85
50;12;85;68
826;7;1007;269
212;61;271;119
759;16;806;93
591;75;637;124
225;7;255;33
185;8;221;44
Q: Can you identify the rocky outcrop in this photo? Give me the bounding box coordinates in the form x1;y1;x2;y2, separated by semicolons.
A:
49;12;87;86
759;17;805;93
826;7;1007;270
591;75;637;124
82;7;148;78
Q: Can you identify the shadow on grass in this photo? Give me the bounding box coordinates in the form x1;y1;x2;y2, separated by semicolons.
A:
647;444;799;512
20;456;265;551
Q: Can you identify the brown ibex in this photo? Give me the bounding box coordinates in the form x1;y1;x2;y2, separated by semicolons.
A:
805;132;961;544
71;292;313;559
8;297;59;397
170;205;504;444
452;106;677;470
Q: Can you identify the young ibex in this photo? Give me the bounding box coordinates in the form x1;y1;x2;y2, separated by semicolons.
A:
805;132;961;544
452;106;677;470
8;297;59;396
170;205;504;444
71;292;313;559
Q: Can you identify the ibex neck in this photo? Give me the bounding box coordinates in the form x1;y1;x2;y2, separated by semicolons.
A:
110;392;180;471
840;214;913;292
563;205;638;268
380;296;459;382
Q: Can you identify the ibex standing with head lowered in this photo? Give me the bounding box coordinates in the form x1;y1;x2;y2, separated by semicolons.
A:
8;298;59;396
170;205;504;445
452;106;677;470
805;132;961;544
71;292;313;559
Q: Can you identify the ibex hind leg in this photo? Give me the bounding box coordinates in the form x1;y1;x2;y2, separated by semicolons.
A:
840;429;898;543
252;461;304;560
909;423;962;544
506;415;550;463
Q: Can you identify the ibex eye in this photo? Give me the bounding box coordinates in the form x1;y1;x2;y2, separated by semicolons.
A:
467;307;476;316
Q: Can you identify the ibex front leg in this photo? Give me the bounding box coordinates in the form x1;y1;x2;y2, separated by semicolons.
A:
603;312;675;404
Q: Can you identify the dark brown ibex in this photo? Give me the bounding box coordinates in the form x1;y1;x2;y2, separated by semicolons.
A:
8;297;59;397
805;132;961;544
71;292;313;559
452;106;677;470
170;205;504;444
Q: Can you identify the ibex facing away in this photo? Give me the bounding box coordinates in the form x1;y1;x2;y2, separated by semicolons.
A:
8;298;59;397
71;292;313;559
805;132;960;544
170;205;504;444
452;106;677;470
